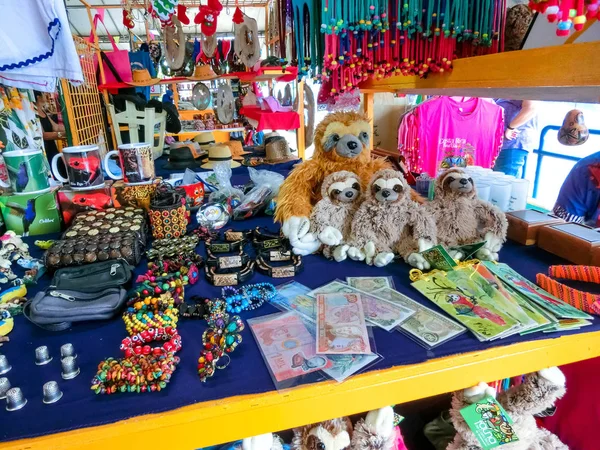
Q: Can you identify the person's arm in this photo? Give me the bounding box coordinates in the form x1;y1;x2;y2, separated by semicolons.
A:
42;130;64;140
47;114;65;133
507;100;538;130
553;163;600;223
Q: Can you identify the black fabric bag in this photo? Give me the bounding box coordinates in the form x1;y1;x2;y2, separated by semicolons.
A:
24;288;127;331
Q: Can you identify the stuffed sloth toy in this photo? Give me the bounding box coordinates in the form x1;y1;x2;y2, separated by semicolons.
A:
309;171;363;261
343;169;435;269
275;112;389;256
242;433;284;450
426;168;508;261
292;406;407;450
447;367;567;450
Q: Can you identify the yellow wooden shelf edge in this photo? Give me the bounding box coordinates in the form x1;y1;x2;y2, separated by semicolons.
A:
3;330;600;450
359;41;600;102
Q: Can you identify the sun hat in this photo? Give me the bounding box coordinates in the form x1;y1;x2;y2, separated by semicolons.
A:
201;145;241;169
193;131;216;150
125;69;160;86
188;64;218;81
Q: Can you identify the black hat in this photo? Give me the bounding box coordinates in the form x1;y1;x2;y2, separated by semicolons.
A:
164;145;202;170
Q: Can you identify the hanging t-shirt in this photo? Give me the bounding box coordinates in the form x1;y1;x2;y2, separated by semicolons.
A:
495;99;538;151
415;97;504;176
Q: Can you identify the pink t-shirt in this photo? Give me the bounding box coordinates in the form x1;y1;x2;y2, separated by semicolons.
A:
414;97;504;176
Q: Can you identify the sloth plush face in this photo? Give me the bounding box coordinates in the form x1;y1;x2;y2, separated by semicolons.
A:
435;169;476;199
317;113;371;160
328;177;361;204
442;171;474;195
372;176;405;203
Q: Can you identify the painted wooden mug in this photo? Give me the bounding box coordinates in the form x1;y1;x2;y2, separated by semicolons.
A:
51;145;105;190
104;143;155;185
4;149;50;195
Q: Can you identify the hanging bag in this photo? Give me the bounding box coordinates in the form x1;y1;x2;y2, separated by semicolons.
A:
88;14;132;84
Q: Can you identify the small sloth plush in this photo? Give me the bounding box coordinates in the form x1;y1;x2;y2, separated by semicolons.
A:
448;367;567;450
309;171;362;261
426;168;508;261
292;406;405;450
344;169;435;268
292;417;353;450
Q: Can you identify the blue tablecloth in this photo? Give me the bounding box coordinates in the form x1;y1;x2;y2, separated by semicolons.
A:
0;161;598;443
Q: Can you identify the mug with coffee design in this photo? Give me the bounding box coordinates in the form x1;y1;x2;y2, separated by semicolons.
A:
51;145;105;190
4;149;50;195
104;143;155;185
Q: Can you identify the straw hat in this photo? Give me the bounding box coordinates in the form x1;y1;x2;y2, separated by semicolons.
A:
125;69;160;86
188;64;218;81
264;136;298;164
201;144;241;169
222;140;250;161
193;131;216;150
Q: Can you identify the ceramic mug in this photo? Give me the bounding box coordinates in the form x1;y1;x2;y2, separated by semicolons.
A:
104;143;155;185
4;149;50;195
51;145;105;190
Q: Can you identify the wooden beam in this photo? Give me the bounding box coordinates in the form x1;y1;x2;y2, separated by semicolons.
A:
363;92;374;150
297;80;306;159
360;41;600;102
3;331;600;450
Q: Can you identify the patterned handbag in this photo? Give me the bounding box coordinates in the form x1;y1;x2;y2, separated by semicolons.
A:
148;183;189;239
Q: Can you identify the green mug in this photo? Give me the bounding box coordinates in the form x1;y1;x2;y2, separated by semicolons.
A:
4;149;50;195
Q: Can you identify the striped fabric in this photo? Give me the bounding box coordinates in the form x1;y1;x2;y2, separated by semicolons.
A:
536;265;600;316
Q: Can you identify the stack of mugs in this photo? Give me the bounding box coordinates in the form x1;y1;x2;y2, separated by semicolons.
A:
0;149;63;235
463;166;530;212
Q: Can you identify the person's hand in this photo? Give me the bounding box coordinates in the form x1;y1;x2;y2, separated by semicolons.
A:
504;128;519;140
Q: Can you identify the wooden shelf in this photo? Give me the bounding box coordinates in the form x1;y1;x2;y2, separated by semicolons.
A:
3;330;600;450
164;128;245;139
359;41;600;102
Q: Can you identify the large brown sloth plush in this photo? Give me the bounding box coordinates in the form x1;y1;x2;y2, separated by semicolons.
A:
275;112;389;255
309;171;362;260
344;169;436;269
426;168;508;261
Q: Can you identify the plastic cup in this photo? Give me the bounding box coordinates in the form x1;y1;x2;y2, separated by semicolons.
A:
476;183;491;202
508;179;530;211
490;182;512;211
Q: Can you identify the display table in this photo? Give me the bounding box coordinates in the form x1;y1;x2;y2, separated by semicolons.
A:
1;161;599;450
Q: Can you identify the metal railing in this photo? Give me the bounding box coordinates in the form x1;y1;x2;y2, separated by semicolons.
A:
532;125;600;198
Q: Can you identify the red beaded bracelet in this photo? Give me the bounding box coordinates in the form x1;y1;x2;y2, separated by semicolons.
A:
120;326;182;358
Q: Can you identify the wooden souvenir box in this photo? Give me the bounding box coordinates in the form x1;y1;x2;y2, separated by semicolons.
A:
537;223;600;265
506;210;564;246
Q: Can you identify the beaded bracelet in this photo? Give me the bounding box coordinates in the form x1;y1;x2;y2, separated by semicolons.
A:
123;291;181;335
205;260;255;286
120;326;182;357
221;282;277;313
146;235;199;260
91;352;179;394
197;300;244;382
256;254;303;278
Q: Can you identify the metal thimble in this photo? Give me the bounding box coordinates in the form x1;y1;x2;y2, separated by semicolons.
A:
35;346;53;366
42;381;63;404
5;387;27;411
61;356;80;380
0;377;10;399
0;354;11;375
60;343;77;360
